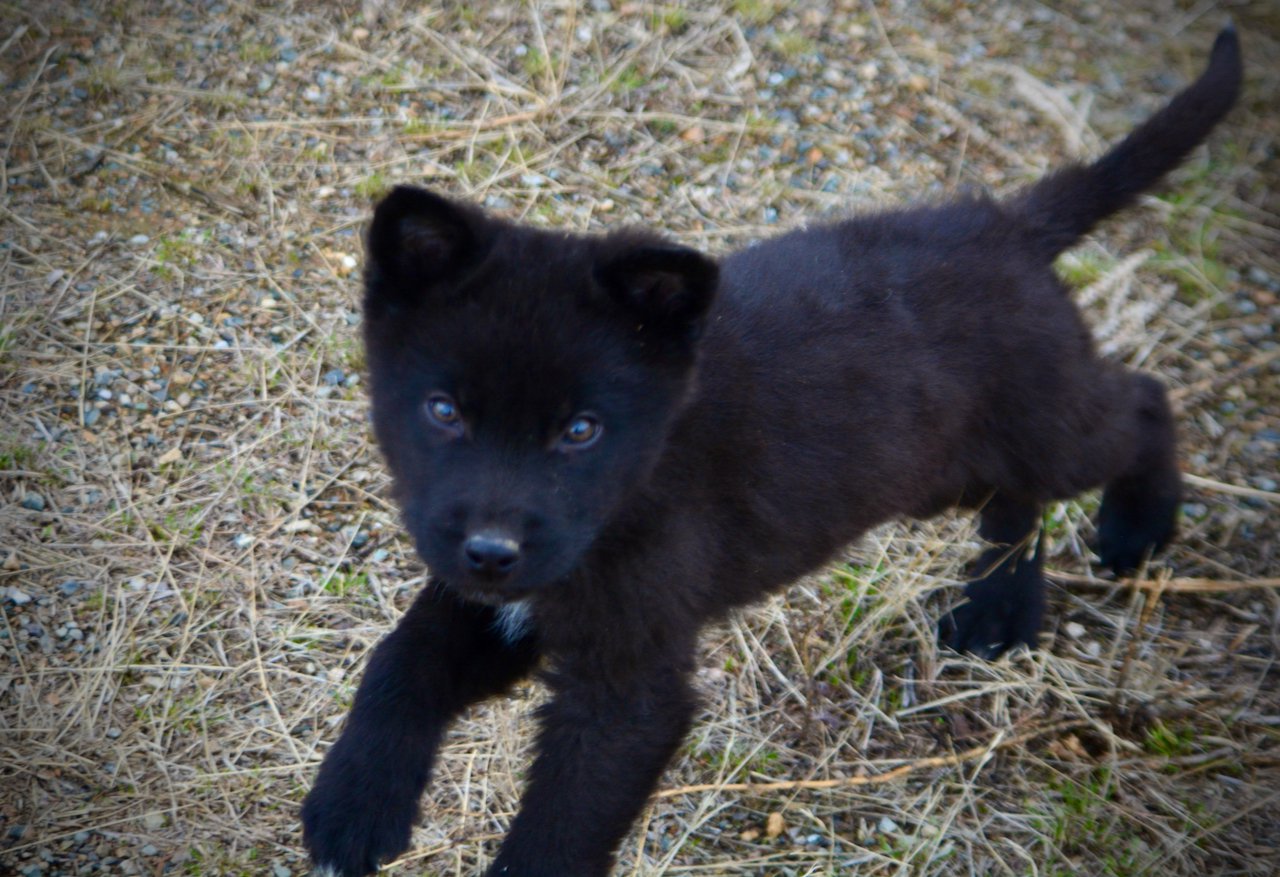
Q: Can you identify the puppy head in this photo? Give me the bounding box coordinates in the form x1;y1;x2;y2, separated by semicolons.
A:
361;186;718;602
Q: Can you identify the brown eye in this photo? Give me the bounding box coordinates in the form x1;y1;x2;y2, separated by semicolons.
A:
560;414;601;449
425;394;462;429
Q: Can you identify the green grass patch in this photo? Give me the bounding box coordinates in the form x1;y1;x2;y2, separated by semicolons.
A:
354;171;390;201
817;562;895;687
691;740;781;778
647;119;679;138
85;64;127;98
1143;719;1197;759
771;32;816;58
453;156;497;187
521;49;549;79
377;65;409;88
650;8;689;33
1150;247;1230;308
0;440;33;472
401;118;436;137
149;508;205;545
330;332;366;374
150;230;206;279
1033;767;1158;876
611;65;648;93
1054;250;1114;288
237;41;274;64
828;561;891;629
182;847;265;877
697;140;734;165
321;569;369;597
733;0;778;25
1040;497;1094;540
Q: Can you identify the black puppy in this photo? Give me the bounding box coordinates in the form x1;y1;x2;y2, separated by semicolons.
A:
303;29;1242;877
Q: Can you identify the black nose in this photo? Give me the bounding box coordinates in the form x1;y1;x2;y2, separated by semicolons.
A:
463;533;521;577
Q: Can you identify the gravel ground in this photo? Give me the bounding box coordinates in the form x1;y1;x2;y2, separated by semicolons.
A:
1;1;1277;876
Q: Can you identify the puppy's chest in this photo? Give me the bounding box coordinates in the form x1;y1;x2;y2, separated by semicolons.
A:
493;600;533;645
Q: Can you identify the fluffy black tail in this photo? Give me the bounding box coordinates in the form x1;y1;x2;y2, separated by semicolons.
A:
1013;26;1242;261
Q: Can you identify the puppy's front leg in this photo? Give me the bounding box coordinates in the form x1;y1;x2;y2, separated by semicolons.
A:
303;582;539;877
486;652;698;877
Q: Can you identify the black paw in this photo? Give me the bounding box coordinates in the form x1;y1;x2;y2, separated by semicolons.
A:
940;541;1045;660
940;593;1041;660
302;737;424;877
1095;477;1179;575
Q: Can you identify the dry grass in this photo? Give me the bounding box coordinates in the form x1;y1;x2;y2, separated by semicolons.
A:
2;1;1277;875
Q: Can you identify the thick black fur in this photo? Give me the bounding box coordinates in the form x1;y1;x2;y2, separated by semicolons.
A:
303;30;1241;877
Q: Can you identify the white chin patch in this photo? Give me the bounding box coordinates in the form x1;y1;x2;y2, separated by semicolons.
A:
494;600;533;644
310;866;342;877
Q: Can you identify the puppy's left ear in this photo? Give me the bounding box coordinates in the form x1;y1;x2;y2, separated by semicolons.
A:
595;243;719;342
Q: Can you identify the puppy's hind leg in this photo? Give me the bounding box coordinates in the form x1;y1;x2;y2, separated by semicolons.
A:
1095;373;1181;575
940;495;1046;659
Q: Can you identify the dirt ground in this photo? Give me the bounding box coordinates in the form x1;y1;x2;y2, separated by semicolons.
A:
1;1;1277;875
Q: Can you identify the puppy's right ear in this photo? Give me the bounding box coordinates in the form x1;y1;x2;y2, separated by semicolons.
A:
595;241;719;348
364;186;486;311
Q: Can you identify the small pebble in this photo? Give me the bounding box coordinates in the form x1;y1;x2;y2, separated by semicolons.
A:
129;234;150;246
6;587;31;605
20;493;45;511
